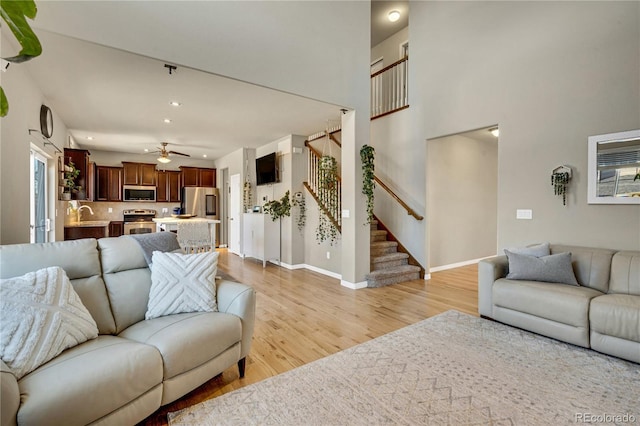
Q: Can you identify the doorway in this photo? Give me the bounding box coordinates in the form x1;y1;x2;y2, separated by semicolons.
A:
427;126;499;269
30;148;49;243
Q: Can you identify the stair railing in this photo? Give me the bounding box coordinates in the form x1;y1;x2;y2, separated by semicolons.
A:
371;56;409;120
304;142;342;232
374;176;424;221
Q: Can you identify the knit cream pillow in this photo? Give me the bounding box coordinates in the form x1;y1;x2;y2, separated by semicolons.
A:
146;251;219;320
0;267;99;379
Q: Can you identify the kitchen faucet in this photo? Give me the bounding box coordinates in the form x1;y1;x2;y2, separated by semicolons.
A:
77;205;94;223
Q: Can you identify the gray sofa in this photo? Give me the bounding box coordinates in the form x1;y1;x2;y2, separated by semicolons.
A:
479;244;639;363
0;237;256;425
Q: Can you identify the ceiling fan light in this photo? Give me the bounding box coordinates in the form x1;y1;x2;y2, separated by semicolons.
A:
157;156;171;164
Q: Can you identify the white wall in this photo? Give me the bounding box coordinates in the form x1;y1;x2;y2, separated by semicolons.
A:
427;133;498;267
1;30;69;244
370;107;426;267
411;1;640;253
371;26;409;65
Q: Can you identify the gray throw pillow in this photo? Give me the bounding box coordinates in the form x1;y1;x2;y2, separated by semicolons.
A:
505;250;579;286
504;242;550;258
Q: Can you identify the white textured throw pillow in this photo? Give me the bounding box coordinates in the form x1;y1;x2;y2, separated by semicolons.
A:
146;251;219;320
0;267;99;379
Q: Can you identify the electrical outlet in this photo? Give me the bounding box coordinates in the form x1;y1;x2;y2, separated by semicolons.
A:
326;251;331;259
162;208;168;213
108;208;113;213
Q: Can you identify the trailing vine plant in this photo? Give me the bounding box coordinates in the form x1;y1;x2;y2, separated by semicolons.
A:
551;170;571;206
263;190;291;221
360;144;375;224
316;155;339;245
291;191;306;232
243;180;253;213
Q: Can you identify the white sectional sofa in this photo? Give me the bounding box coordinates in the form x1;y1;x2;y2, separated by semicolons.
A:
479;244;639;363
0;237;256;425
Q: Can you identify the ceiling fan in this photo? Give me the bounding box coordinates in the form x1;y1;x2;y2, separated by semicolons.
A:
150;142;190;164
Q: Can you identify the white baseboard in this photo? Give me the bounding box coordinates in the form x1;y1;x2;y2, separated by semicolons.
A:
429;255;496;273
341;279;368;289
302;264;342;280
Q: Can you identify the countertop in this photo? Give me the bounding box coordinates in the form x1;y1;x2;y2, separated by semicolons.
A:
64;220;111;228
152;218;220;224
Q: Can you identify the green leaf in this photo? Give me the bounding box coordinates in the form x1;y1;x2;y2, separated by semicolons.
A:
1;0;43;63
0;86;8;117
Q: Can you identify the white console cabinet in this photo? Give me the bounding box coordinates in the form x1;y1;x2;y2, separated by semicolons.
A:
242;213;280;267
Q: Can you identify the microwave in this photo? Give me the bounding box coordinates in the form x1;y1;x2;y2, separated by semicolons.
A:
123;185;156;202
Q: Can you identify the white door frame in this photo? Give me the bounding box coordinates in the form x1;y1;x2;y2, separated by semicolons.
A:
30;148;50;243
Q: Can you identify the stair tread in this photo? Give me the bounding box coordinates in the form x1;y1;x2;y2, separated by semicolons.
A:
370;230;387;236
370;240;398;248
371;252;409;263
366;264;421;278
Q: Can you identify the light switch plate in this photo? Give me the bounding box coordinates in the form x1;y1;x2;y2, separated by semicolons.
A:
516;209;533;220
342;209;350;218
108;208;113;213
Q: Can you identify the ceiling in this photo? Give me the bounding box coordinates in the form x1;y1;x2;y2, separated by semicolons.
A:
17;2;407;162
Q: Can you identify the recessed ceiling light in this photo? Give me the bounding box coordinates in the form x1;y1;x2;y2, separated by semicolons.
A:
203;154;207;158
163;118;172;124
489;127;500;137
86;136;94;140
144;148;149;152
169;101;181;107
388;10;400;22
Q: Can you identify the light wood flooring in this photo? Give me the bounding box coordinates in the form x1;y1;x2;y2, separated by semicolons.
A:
140;249;479;425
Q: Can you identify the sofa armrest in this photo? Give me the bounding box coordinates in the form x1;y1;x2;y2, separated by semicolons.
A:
217;280;256;359
1;360;19;426
478;255;508;317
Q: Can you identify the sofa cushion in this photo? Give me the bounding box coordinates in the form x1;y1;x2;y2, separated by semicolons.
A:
493;279;603;327
590;294;640;343
0;239;116;334
550;245;616;293
146;251;219;320
0;267;98;379
16;335;162;426
504;251;578;286
98;237;152;333
504;242;550;257
119;312;241;380
608;251;640;296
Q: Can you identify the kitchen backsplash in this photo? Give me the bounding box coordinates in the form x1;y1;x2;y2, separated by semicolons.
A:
65;201;180;225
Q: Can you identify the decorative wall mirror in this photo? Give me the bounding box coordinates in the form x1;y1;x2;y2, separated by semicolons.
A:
588;129;640;204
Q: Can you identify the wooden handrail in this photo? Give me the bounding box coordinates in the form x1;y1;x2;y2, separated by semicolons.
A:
374;176;424;221
328;132;341;148
370;56;408;79
303;182;342;233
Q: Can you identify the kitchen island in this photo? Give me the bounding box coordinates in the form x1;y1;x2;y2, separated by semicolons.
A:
152;217;221;249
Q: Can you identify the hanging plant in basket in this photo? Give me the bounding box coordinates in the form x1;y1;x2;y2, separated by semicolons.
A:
263;190;291;221
360;145;375;224
551;166;572;206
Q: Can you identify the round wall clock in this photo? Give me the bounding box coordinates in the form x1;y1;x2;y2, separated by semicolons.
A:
40;105;53;138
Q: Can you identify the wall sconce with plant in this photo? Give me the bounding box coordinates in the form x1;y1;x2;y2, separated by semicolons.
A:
360;144;376;224
551;165;572;206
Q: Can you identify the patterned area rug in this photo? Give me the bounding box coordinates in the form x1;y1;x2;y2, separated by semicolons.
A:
169;311;639;425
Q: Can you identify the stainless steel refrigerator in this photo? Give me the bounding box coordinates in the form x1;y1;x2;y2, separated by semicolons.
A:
181;187;220;245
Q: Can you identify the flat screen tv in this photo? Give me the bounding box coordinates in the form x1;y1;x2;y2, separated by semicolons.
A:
256;152;278;186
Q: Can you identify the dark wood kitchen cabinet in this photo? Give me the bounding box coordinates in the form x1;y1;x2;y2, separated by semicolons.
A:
109;221;124;237
95;166;123;201
179;167;216;188
156;170;181;202
64;226;106;240
123;162;157;186
63;148;90;200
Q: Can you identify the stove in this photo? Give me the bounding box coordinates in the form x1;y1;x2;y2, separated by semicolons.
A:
123;209;157;235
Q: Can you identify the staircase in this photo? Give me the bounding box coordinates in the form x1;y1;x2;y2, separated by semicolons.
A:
366;220;421;287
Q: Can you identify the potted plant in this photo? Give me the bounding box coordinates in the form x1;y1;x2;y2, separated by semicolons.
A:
263;190;291;221
62;160;81;200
